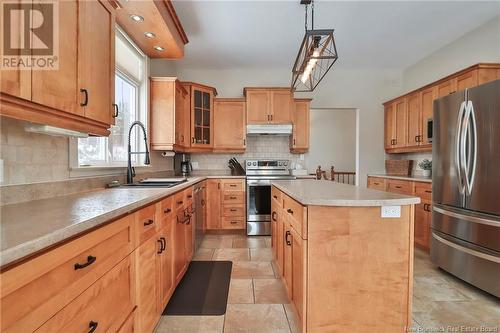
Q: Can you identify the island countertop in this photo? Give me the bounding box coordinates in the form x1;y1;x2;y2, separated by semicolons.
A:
272;179;420;206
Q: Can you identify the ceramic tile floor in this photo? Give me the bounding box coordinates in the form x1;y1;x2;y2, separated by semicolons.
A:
155;235;500;333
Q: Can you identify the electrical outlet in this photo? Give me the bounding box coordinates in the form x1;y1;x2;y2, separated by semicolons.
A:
300;154;304;161
381;206;401;218
191;161;199;170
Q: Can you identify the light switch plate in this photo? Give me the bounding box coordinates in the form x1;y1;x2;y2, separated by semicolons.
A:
381;206;401;218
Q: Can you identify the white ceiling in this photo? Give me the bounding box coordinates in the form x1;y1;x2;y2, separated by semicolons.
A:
172;1;500;70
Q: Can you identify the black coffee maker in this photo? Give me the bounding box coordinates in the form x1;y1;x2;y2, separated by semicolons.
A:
174;153;192;177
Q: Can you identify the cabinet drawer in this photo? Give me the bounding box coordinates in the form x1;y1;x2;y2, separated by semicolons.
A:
386;179;413;195
414;182;432;200
0;215;135;333
221;217;246;229
222;191;245;204
222;205;245;217
367;177;387;191
35;256;135;333
222;179;245;191
271;186;282;205
283;195;307;239
135;204;157;244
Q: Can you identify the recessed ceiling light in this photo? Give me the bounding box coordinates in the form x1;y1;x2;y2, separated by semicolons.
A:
154;46;164;51
130;14;144;22
144;32;156;39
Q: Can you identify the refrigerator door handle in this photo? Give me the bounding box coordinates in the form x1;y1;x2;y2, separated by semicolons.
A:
432;232;500;264
455;101;467;195
464;100;477;196
433;205;500;228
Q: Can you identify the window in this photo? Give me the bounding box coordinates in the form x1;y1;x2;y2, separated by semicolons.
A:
73;27;148;169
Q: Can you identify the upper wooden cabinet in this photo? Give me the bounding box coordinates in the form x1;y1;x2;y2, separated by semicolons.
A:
174;82;217;152
150;77;187;151
0;0;116;136
290;98;310;153
244;88;292;125
213;98;246;152
384;63;500;153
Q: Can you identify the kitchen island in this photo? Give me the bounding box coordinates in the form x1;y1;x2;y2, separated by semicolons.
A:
271;179;420;333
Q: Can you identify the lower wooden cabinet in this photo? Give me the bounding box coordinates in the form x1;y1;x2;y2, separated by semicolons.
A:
290;226;306;324
283;220;293;300
271;192;284;276
205;179;246;230
174;206;188;283
368;176;432;251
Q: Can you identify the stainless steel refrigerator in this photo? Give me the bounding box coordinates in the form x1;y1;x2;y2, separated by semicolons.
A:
431;79;500;297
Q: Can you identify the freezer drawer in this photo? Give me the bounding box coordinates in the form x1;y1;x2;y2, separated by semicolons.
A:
432;204;500;253
430;231;500;297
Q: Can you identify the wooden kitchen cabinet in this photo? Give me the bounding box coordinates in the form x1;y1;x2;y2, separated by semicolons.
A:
32;0;80;116
367;176;387;191
174;208;187;283
271;187;284;276
0;0;116;136
174;82;217;152
150;77;188;151
156;202;174;313
290;98;311;153
290;226;306;325
244;87;292;125
206;179;246;231
135;229;161;333
383;63;500;154
415;200;432;251
406;92;421;147
213;98;246;152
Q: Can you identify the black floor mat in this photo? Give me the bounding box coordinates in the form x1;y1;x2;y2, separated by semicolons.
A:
163;261;232;316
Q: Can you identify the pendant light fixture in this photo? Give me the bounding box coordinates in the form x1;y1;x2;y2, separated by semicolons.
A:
291;0;338;92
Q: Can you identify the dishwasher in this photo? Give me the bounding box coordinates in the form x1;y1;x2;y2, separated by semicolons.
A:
193;182;206;252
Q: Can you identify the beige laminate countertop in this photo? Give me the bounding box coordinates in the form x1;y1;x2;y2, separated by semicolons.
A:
0;177;207;268
272;179;420;207
368;174;432;183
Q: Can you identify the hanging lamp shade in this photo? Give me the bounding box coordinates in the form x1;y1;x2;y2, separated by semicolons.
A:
291;29;338;92
291;1;338;92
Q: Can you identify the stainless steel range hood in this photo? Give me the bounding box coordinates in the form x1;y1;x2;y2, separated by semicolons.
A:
246;124;292;136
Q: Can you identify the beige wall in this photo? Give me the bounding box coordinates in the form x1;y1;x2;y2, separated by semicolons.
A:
403;16;500;92
304;108;356;175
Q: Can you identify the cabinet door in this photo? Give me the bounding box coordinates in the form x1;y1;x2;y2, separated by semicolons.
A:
78;0;114;124
291;100;310;152
206;180;221;230
246;90;270;124
283;220;293;299
270;90;292;124
276;205;284;277
0;0;31;100
456;69;478;92
32;0;79;115
185;210;194;262
291;227;306;325
191;87;213;147
394;98;407;148
157;226;174;312
406;92;421;147
135;236;160;333
150;79;175;150
437;78;457;98
213;99;246;150
174;209;187;283
420;86;436;146
271;197;280;261
384;104;395;150
414;200;431;251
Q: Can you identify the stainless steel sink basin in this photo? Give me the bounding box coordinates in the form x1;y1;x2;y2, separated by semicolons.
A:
120;178;187;188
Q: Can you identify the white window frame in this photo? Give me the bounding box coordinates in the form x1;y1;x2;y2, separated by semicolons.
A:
69;26;150;178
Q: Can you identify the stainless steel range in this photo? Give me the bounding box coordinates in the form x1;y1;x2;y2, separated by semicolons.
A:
246;159;295;235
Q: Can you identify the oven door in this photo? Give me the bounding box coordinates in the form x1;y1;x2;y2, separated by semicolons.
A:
247;179;272;222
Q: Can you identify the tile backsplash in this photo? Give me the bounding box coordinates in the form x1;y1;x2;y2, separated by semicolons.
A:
191;136;304;171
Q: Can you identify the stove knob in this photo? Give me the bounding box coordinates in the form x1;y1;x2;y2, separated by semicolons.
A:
247;162;251;166
253;162;257;166
278;161;282;166
284;161;288;166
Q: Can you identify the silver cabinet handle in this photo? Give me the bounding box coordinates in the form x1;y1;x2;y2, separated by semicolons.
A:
433;206;500;228
432;232;500;264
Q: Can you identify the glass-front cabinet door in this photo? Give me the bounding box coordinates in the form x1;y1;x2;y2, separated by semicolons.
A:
191;85;214;148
